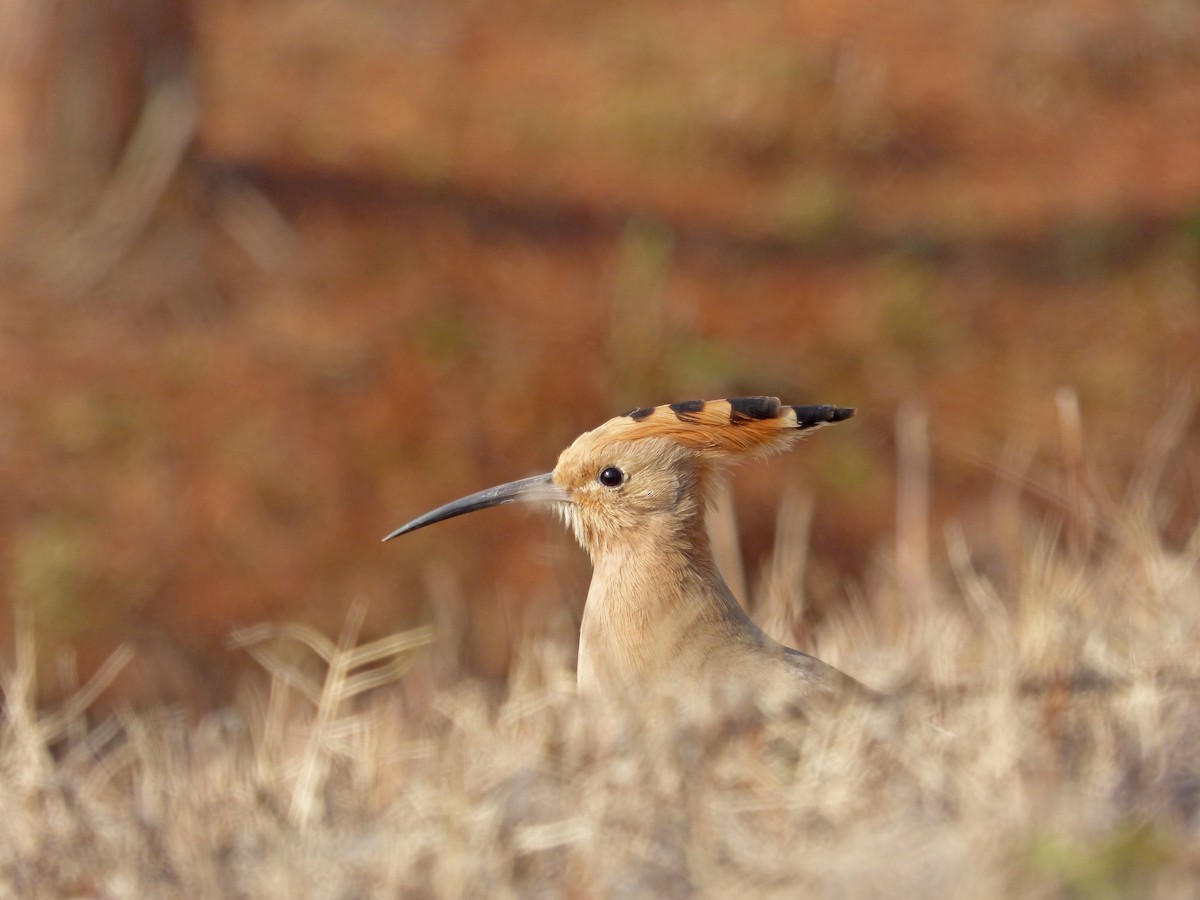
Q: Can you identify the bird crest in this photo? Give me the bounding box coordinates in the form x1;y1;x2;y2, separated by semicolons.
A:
576;397;855;461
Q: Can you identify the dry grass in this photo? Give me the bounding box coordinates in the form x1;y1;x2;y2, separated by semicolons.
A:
3;408;1200;898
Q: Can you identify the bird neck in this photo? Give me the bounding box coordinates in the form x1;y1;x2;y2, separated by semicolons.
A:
576;511;763;694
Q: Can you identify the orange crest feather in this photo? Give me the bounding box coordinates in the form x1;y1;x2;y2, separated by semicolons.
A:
588;397;854;459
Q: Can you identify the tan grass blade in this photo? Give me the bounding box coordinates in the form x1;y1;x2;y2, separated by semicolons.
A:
228;601;434;826
706;473;748;606
895;401;933;614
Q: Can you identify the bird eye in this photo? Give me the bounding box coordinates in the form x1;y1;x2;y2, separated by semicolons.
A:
598;466;625;488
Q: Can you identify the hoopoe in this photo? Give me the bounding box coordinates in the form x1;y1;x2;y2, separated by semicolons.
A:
385;397;866;703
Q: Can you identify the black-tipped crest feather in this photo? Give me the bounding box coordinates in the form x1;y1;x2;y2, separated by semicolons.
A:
611;397;854;456
728;396;780;422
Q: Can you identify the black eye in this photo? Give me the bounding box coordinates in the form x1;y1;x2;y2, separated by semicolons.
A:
598;466;625;488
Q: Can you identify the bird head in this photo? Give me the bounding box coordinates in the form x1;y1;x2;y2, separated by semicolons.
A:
383;397;854;555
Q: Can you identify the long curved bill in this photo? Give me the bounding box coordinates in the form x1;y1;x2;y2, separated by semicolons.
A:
382;472;569;542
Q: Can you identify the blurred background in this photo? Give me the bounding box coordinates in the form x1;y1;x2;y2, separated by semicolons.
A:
1;0;1198;709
